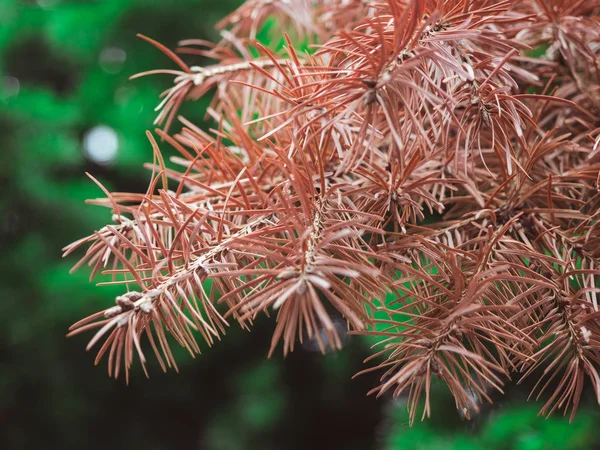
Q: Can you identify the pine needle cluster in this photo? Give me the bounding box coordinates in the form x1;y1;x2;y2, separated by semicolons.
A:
65;0;600;423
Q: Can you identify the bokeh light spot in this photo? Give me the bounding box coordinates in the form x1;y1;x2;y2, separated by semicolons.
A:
83;125;119;165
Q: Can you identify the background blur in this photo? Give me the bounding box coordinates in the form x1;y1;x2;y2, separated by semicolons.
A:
1;1;600;449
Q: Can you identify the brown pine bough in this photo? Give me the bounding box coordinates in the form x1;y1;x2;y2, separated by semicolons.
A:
65;0;600;424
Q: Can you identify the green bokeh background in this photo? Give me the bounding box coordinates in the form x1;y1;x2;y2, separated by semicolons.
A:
1;1;599;449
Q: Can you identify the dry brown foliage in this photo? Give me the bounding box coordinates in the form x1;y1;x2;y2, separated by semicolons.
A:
65;0;600;423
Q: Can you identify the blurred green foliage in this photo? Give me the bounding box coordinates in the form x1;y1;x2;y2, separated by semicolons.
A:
383;400;599;450
1;1;599;449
